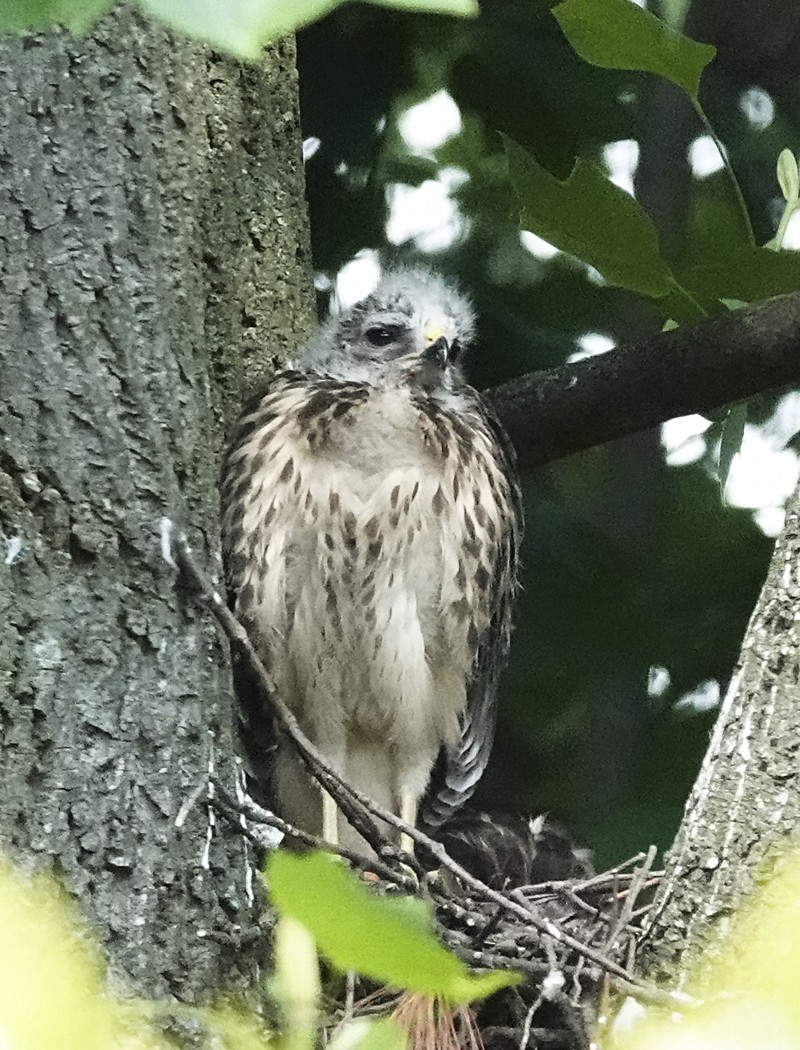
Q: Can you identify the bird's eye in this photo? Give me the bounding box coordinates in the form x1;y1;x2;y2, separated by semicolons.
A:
365;325;399;348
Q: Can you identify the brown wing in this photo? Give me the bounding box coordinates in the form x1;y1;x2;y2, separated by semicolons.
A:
218;371;317;806
419;399;522;830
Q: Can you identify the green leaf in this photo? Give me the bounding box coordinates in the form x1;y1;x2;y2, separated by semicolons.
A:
138;0;333;58
552;0;716;103
266;851;519;1004
329;1018;407;1050
272;915;320;1050
718;403;747;499
372;0;476;12
680;246;800;303
0;0;113;32
0;861;117;1050
138;0;474;61
0;0;475;48
777;149;800;204
504;136;676;298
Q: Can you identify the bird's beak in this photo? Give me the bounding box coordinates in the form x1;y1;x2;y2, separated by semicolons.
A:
422;328;450;368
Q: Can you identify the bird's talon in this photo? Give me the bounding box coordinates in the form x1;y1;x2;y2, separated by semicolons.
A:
396;861;419;891
419;866;443;892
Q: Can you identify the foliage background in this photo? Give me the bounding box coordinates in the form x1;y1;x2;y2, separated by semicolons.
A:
297;0;799;865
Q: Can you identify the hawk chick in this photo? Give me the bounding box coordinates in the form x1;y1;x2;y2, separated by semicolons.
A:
220;267;521;854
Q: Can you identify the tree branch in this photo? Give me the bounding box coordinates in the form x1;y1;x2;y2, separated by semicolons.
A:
486;292;800;469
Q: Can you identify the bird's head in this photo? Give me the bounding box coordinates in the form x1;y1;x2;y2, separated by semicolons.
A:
301;266;476;390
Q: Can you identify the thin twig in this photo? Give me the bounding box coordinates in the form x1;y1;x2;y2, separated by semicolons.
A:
604;845;658;951
515;851;649;896
519;994;544;1050
418;833;659;995
213;782;415;889
172;532;685;1006
454;945;553;979
343;972;355;1025
513;885;600;923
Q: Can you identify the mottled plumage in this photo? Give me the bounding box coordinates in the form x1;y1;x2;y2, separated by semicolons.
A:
220;267;521;853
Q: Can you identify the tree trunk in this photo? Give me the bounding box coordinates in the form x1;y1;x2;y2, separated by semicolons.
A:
0;7;313;1001
639;480;800;988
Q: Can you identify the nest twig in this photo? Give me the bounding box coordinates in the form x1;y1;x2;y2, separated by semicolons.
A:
169;528;677;1050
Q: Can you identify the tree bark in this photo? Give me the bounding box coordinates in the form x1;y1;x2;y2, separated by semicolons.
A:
487;292;800;470
0;7;313;1001
638;479;800;987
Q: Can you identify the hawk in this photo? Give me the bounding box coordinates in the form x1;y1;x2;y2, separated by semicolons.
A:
220;267;521;854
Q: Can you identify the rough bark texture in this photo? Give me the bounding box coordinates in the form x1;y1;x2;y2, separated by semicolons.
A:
639;480;800;987
0;8;313;1001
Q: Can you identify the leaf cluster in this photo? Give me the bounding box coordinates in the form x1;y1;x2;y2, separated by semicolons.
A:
508;0;800;322
503;0;800;496
0;0;477;57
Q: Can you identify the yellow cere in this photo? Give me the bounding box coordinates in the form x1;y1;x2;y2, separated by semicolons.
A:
422;326;445;345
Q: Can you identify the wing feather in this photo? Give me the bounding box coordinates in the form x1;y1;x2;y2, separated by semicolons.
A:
420;400;522;830
219;372;306;806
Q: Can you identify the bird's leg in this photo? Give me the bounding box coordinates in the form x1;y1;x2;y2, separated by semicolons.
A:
399;792;418;857
322;787;339;846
